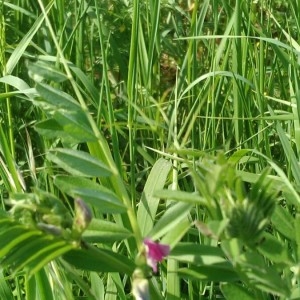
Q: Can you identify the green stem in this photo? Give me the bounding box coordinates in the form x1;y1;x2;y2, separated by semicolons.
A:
127;0;139;209
233;0;242;145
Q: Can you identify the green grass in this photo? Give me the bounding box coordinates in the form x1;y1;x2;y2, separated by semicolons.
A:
1;0;300;299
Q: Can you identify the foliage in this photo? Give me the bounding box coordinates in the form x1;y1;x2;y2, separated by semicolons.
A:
1;0;300;299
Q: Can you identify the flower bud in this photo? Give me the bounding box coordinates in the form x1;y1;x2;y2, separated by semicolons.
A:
37;222;62;236
72;198;92;235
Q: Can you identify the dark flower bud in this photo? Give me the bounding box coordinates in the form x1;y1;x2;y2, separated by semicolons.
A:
37;222;62;236
73;198;92;235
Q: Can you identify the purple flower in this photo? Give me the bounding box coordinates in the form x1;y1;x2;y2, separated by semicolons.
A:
143;238;170;273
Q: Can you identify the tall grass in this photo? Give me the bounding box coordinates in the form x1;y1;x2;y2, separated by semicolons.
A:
1;0;300;299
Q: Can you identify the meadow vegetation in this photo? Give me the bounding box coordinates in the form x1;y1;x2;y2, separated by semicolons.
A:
1;0;300;299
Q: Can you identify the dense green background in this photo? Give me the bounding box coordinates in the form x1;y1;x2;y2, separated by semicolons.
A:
1;0;300;299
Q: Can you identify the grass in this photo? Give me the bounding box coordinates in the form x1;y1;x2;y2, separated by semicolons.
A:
1;0;300;299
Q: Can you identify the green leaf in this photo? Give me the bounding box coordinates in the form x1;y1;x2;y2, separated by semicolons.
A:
106;273;127;300
91;272;105;300
34;268;55;300
0;270;14;300
221;283;254;300
83;218;132;243
137;158;172;236
35;83;80;111
240;150;300;206
148;202;193;240
271;205;295;241
28;62;68;83
178;264;239;282
53;112;97;142
245;265;290;297
63;244;134;274
228;149;252;165
161;217;191;248
0;217;75;277
28;244;75;277
34;82;97;142
105;274;118;300
270;106;300;185
1;235;64;269
0;225;42;258
0;75;36;101
291;286;300;300
166;259;180;299
170;243;227;265
69;188;126;214
249;168;276;218
54;176;126;213
47;148;112;177
69;64;100;107
5;3;53;75
257;233;293;265
35;114;97;143
154;189;207;205
295;214;300;261
238;252;291;298
195;219;229;240
34;118;76;142
221;239;243;261
180;70;254;99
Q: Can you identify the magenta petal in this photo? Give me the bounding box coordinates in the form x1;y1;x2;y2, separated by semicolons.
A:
143;238;170;272
146;257;158;273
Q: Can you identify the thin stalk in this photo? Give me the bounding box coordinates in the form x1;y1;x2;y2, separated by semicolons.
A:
186;0;199;151
75;0;84;70
147;0;160;91
127;0;139;209
233;0;243;145
4;93;14;160
55;0;65;47
0;5;15;161
0;125;23;192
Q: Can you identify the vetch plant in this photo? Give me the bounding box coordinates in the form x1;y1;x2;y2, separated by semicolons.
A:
1;0;300;299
